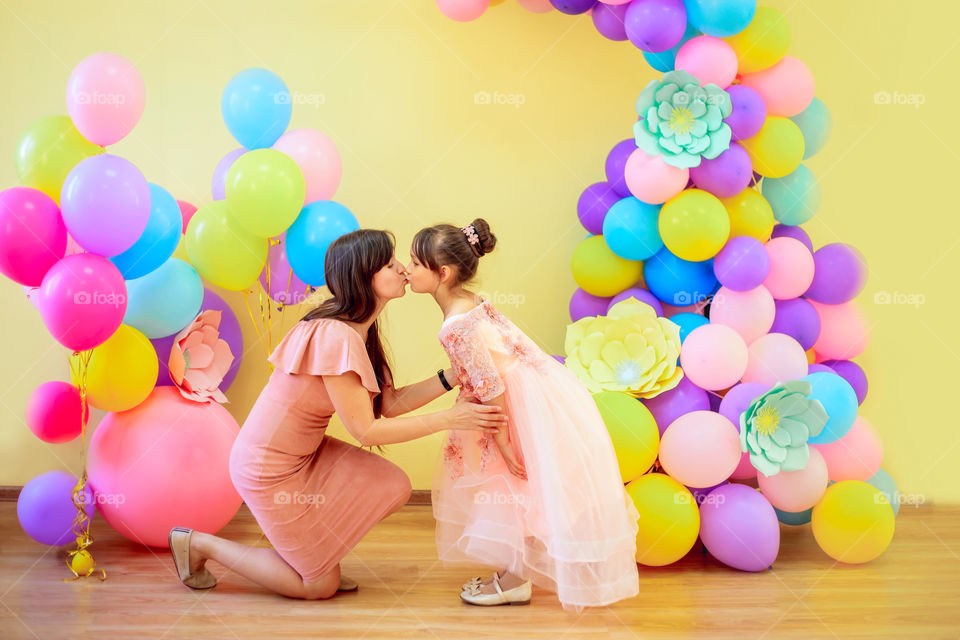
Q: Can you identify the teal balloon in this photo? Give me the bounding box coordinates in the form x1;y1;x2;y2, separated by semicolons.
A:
111;184;181;279
804;372;859;445
642;25;699;72
602;197;663;261
221;68;291;149
123;258;203;338
669;312;709;343
285;201;359;286
684;0;756;37
761;164;821;226
774;507;812;526
790;98;832;160
866;468;900;516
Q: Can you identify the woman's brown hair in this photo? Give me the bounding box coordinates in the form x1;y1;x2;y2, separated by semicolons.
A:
411;218;496;286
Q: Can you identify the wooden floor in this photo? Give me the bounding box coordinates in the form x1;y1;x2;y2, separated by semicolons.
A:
1;503;958;640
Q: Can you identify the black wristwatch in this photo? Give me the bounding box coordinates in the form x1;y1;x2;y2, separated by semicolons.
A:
437;368;453;391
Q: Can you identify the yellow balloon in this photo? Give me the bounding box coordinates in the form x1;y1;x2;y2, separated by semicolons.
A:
594;391;659;483
14;116;104;204
186;200;268;291
741;117;805;178
571;235;643;297
659;189;730;261
70;550;96;576
812;481;895;564
720;188;775;241
724;7;791;74
626;473;700;566
71;325;158;412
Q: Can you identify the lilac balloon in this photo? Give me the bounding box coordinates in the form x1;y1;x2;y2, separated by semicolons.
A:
770;224;813;251
607;287;664;316
641;377;710;435
822;359;868;405
549;0;596;14
771;298;821;350
805;243;868;304
718;382;768;428
552;354;566;364
725;85;767;141
625;0;688;53
691;481;728;507
60;154;150;257
17;470;94;546
605;139;636;197
578;182;620;235
260;235;312;306
699;484;780;571
592;2;628;40
690;143;753;198
212;148;245;201
807;363;834;375
713;236;769;291
569;288;612;321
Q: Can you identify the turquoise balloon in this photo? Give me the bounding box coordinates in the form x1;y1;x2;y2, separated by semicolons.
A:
111;184;181;279
285;201;359;286
669;312;709;343
866;468;900;516
684;0;756;37
123;258;203;338
643;248;718;306
774;507;812;526
804;372;859;445
761;164;821;226
221;68;291;149
602;197;663;261
790;98;832;160
642;25;699;72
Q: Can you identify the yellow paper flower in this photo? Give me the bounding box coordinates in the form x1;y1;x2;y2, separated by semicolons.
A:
564;298;683;398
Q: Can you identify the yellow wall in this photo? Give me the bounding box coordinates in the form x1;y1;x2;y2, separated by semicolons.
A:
1;1;957;502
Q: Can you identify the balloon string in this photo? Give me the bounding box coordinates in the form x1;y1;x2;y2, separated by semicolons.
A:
241;289;269;363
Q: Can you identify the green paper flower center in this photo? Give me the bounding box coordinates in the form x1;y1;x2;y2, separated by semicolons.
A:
669;106;695;134
755;406;781;436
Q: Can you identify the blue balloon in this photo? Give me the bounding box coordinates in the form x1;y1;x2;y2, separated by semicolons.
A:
124;258;203;338
774;506;812;526
669;312;709;343
286;201;360;286
602;197;663;261
804;372;859;445
684;0;756;37
866;468;900;516
110;184;181;280
791;97;832;160
643;248;718;306
221;68;292;149
642;24;699;72
761;164;821;226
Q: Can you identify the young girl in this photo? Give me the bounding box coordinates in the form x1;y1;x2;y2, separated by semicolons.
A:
406;219;640;610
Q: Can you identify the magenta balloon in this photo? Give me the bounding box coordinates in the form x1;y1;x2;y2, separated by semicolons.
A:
821;359;868;405
607;287;664;316
38;253;127;351
26;381;87;444
725;85;767;141
569;288;612;321
259;235;312;305
805;243;868;304
699;484;780;571
592;2;628;40
0;187;66;287
770;224;813;251
624;0;688;52
211;148;245;201
577;182;620;235
605;139;636;197
718;382;768;428
770;298;821;350
690;143;753;198
60;154;150;257
641;377;710;435
713;236;769;291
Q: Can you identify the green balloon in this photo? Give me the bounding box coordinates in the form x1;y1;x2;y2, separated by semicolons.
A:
790;97;832;160
14;115;103;203
761;164;821;226
185;200;267;291
593;391;659;483
225;149;305;238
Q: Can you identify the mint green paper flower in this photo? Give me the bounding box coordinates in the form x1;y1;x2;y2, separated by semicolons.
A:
739;380;828;477
633;69;733;169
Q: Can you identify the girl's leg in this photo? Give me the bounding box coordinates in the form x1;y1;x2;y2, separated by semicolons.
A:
474;570;527;594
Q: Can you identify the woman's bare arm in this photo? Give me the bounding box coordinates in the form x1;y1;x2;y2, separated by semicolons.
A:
379;367;458;418
485;394;526;479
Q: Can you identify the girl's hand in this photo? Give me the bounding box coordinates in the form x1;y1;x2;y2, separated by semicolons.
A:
447;398;505;434
499;444;527;480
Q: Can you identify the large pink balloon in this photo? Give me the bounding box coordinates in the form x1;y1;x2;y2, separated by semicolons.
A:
742;332;808;386
739;56;815;117
66;52;146;146
809;300;869;360
272;128;342;203
437;0;489;21
625;148;689;205
710;285;776;343
763;236;814;299
757;447;828;512
87;387;242;548
679;323;748;390
660;411;741;488
675;36;738;88
813;416;883;481
0;187;66;286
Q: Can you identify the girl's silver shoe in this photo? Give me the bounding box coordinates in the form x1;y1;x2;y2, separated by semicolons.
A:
460;573;531;606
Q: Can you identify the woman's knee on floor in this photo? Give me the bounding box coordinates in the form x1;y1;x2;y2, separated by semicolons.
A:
298;569;340;600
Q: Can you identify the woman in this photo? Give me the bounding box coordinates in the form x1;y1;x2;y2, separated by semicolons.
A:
167;229;506;600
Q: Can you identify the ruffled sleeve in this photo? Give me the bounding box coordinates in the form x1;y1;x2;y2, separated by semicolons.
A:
268;319;380;393
439;315;506;403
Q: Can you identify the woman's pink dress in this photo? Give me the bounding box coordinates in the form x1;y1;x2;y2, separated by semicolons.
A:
433;301;640;610
229;318;412;582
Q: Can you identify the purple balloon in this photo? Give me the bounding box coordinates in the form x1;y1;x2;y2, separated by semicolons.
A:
17;470;94;546
592;2;628;40
625;0;688;53
605;139;636;197
641;377;710;435
807;363;834;375
578;182;620;235
725;85;767;141
708;391;722;412
549;0;596;14
690;143;753;198
691;481;728;507
552;354;566;364
607;287;664;316
805;243;868;304
260;234;312;306
569;288;612;321
770;298;821;350
718;382;768;429
713;236;769;291
822;359;868;405
211;148;245;201
699;484;780;572
770;224;814;252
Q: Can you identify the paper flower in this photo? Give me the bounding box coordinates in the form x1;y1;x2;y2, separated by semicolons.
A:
633;69;733;169
739;380;828;477
169;310;234;404
564;298;683;398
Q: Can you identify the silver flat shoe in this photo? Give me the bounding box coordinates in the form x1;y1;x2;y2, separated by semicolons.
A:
460;573;531;606
168;527;217;590
338;575;359;592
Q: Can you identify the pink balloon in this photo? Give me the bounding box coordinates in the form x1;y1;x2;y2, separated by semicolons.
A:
675;36;738;88
65;234;85;256
259;235;312;305
739;56;815;117
212;148;245;200
38;253;127;351
812;416;883;482
518;0;554;11
763;237;814;299
624;148;689;205
742;332;808;386
680;323;748;390
87;387;242;548
176;200;197;234
660;411;741;487
730;450;757;480
757;447;828;512
0;187;66;287
809;300;869;360
66;52;146;146
710;285;776;343
272;128;343;203
437;0;489;21
26;381;87;444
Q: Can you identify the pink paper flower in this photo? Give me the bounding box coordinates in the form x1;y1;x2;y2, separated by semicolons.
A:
168;310;234;404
